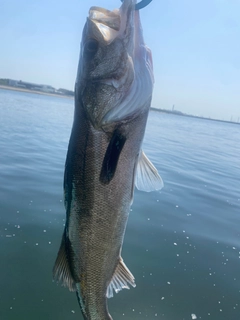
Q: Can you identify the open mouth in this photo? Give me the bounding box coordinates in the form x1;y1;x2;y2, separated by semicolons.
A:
88;7;122;45
89;7;121;31
87;1;135;45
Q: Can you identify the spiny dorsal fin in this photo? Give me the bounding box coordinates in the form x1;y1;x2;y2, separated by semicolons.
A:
53;233;76;292
106;258;136;298
135;151;164;192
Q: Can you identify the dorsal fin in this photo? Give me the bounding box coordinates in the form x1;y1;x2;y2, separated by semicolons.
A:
100;129;126;185
135;151;164;192
106;258;136;298
53;232;76;292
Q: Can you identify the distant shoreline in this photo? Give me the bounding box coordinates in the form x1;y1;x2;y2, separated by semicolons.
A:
0;85;73;99
151;107;240;126
1;85;239;125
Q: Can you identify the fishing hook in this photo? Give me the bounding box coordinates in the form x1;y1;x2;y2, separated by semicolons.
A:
120;0;153;10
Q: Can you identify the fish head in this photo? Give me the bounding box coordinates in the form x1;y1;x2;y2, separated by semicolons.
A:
76;0;154;130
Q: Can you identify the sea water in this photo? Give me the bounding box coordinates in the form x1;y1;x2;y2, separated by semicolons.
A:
0;88;240;320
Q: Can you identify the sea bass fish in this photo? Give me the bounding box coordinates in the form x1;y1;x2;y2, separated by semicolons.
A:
53;0;163;319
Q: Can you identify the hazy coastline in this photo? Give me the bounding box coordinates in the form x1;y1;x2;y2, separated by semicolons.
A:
0;85;73;99
1;85;239;125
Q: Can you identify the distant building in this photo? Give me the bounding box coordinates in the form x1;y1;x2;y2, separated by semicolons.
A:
17;80;41;90
41;85;56;93
15;81;56;93
8;79;18;86
57;88;74;96
0;78;74;97
16;83;27;88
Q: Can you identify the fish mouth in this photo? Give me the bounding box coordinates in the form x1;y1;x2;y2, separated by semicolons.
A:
88;7;121;45
87;0;136;45
89;7;121;32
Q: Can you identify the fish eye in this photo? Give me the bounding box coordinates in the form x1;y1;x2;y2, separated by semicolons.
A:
84;39;99;57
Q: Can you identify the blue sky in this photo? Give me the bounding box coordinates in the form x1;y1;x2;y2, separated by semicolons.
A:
1;0;239;120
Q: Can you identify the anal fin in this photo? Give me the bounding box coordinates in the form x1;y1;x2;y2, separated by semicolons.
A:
53;232;76;292
135;150;164;192
106;258;136;298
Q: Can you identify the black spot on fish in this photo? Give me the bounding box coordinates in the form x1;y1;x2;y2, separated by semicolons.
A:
100;129;126;184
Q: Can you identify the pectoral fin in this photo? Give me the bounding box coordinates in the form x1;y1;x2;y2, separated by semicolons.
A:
53;231;76;292
106;258;136;298
135;151;164;192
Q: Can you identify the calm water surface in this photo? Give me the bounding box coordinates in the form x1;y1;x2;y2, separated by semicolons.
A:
0;88;240;320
